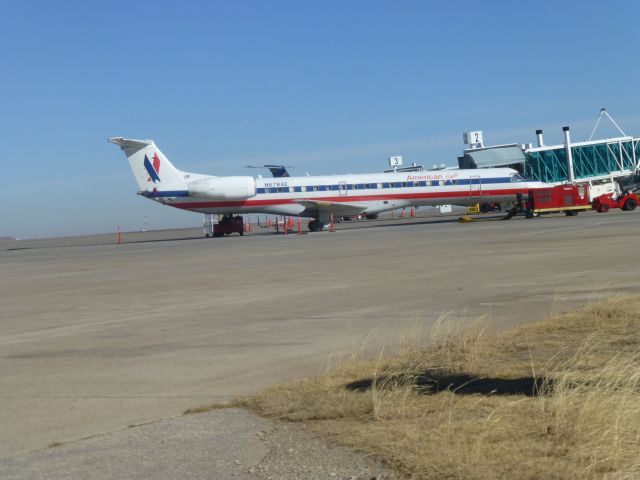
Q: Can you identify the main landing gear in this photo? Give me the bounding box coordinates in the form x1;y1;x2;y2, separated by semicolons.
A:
308;220;324;232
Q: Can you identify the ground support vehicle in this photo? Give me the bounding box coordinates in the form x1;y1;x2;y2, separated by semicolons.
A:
592;192;638;212
525;185;591;218
213;214;244;237
467;203;480;215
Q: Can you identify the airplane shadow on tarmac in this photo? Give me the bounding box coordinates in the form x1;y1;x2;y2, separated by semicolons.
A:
118;215;502;246
346;370;546;397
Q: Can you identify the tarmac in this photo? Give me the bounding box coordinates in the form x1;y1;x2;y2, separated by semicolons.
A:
1;210;639;477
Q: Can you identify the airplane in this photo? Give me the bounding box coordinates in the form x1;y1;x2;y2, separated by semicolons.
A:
109;137;547;231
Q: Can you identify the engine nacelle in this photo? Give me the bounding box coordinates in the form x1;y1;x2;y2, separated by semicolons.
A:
188;176;256;200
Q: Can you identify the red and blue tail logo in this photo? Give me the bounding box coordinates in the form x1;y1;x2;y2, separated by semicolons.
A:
144;153;161;183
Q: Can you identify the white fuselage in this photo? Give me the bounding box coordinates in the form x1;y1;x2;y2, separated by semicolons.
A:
147;168;544;219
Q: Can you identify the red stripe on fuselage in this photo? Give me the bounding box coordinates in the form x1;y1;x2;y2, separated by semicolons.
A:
169;188;526;210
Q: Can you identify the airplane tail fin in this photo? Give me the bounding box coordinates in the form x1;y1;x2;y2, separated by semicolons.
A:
108;137;186;191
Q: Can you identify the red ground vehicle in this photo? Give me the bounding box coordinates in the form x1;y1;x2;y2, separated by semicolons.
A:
526;185;591;218
213;215;244;237
592;192;638;212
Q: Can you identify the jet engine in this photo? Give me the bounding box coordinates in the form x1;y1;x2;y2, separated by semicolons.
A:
188;176;256;200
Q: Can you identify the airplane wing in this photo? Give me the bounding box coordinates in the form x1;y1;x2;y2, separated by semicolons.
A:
293;199;366;218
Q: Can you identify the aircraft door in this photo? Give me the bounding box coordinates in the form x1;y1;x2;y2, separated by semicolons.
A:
339;181;348;196
470;176;482;198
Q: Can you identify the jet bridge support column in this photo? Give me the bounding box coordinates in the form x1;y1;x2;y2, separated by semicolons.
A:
563;126;575;183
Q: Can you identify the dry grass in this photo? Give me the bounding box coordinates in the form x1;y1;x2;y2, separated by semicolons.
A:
236;296;640;479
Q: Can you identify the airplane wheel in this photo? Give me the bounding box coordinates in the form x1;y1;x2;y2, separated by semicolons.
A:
308;220;323;232
623;198;637;211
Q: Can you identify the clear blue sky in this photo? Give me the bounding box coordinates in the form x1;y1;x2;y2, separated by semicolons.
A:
2;0;639;238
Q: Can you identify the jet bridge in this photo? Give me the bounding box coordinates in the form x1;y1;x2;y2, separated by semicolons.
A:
459;110;640;186
524;132;640;184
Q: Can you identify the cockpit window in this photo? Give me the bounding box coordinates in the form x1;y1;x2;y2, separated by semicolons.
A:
510;173;525;182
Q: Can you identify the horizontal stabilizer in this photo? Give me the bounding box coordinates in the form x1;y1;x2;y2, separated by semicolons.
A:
108;137;152;150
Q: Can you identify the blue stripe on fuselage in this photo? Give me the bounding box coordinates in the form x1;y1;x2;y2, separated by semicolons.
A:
255;177;516;194
144;190;190;197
